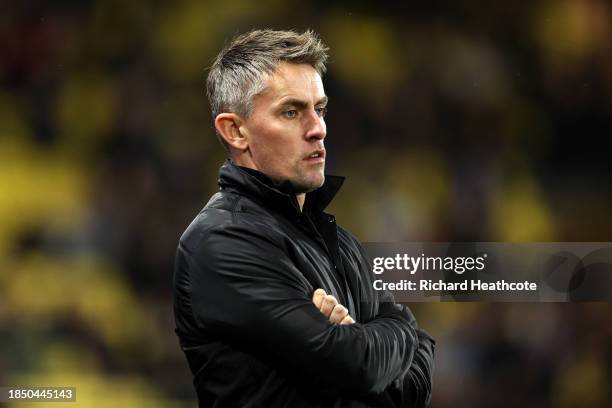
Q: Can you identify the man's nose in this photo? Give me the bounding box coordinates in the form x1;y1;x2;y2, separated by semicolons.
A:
304;110;326;140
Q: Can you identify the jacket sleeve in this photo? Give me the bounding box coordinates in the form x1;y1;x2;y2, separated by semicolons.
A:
179;223;420;397
376;291;436;408
399;328;435;407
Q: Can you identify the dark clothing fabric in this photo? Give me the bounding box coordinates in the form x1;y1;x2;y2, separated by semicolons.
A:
173;160;435;407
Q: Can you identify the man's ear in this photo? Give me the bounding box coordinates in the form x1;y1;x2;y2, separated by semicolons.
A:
215;113;249;151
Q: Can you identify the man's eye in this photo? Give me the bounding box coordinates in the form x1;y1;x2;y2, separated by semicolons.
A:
284;110;297;119
316;107;327;118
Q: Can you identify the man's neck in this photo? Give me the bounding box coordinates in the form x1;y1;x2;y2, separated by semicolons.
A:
229;156;307;212
296;193;305;211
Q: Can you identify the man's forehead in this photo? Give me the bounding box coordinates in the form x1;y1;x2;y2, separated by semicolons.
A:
260;62;325;100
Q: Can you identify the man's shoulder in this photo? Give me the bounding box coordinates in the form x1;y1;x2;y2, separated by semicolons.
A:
178;191;283;251
335;224;364;250
334;223;372;270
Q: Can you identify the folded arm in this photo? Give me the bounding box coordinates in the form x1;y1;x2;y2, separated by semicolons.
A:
178;224;420;397
376;288;435;407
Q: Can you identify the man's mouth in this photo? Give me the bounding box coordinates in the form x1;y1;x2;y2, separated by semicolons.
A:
305;149;325;161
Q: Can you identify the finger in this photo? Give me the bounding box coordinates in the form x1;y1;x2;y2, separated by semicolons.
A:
329;304;349;324
312;289;327;310
340;315;355;325
320;295;338;318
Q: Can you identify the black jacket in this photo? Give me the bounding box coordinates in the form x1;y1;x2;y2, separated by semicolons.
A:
173;160;435;407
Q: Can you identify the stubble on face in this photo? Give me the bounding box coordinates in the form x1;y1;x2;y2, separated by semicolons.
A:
240;63;328;194
288;163;324;194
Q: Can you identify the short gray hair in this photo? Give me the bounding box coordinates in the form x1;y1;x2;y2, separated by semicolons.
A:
206;29;329;150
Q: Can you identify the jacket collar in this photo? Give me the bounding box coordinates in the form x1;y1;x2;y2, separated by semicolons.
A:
217;159;344;216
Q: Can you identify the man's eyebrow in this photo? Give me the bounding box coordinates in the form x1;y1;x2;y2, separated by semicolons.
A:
316;95;329;106
278;98;308;109
277;95;329;108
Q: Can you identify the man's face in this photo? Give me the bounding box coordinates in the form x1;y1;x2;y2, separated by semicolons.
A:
238;62;328;193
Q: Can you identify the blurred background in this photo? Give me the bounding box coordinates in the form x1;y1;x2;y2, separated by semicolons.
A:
1;0;611;406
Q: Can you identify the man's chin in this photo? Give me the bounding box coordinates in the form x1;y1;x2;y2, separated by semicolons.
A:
292;176;325;194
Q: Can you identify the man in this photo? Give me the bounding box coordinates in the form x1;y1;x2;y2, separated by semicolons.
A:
173;29;435;407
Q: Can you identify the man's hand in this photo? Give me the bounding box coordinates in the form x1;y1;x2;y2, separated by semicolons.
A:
312;289;355;325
